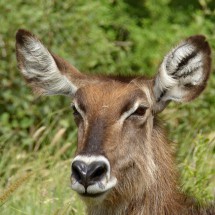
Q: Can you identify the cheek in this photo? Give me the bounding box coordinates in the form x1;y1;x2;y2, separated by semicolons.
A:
108;123;148;172
104;126;134;174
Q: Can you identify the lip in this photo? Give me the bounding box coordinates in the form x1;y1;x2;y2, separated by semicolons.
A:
79;191;107;198
71;176;117;198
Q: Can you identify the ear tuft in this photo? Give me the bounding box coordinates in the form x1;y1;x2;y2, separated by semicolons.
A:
153;35;211;112
187;35;211;55
16;29;35;45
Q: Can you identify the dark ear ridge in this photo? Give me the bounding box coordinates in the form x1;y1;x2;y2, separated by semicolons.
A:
153;35;211;113
16;29;82;96
16;29;33;45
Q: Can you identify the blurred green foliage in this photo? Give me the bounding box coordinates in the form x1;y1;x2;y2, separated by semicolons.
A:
0;0;215;214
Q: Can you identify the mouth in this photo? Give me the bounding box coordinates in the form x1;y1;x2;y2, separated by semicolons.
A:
79;191;107;198
71;176;117;198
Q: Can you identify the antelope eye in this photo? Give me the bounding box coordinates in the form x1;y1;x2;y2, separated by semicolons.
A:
131;106;147;117
71;105;81;118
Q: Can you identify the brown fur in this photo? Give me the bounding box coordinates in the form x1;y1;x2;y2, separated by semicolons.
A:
73;81;214;215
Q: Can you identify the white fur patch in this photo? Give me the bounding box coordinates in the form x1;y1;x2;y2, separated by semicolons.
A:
71;101;86;119
119;102;140;123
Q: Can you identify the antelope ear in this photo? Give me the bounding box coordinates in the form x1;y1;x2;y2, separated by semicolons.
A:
153;35;211;113
16;29;85;96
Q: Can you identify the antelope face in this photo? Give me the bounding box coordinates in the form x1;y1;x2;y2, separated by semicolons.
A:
70;82;154;199
16;30;211;203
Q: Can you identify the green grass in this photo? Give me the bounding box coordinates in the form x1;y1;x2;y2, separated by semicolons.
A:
0;0;215;214
0;110;84;214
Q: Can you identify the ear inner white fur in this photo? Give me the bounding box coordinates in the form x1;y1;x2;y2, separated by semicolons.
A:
16;31;77;96
153;35;211;112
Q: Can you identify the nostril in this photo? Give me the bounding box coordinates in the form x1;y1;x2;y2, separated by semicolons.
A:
72;161;87;183
91;164;107;179
72;164;81;181
88;162;108;181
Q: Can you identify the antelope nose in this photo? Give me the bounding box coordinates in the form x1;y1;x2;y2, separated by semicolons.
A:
72;160;108;188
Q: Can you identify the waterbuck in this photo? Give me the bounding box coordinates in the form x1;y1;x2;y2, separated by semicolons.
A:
16;29;214;215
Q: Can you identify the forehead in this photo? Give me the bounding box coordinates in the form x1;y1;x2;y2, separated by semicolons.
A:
74;80;151;110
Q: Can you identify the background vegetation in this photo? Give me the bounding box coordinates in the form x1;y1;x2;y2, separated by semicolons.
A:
0;0;214;214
